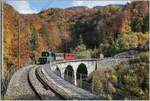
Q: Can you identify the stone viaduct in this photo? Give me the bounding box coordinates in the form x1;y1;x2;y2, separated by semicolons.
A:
5;57;129;100
46;58;128;86
49;59;97;86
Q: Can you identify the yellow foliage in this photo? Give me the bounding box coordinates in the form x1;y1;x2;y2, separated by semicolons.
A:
119;32;148;50
136;32;149;46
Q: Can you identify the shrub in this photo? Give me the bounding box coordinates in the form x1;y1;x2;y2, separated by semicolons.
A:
129;52;149;63
75;50;91;59
93;52;149;100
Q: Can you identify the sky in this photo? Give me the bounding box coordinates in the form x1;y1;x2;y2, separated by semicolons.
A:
5;0;131;14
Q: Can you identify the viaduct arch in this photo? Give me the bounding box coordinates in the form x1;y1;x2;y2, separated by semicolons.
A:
76;63;88;86
50;60;96;85
54;67;61;77
64;65;74;84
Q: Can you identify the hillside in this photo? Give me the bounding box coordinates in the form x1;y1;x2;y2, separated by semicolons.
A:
3;1;149;77
94;52;149;100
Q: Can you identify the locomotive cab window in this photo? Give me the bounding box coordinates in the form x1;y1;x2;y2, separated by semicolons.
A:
42;52;49;57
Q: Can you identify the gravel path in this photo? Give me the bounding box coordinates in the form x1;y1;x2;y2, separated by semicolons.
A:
5;65;39;100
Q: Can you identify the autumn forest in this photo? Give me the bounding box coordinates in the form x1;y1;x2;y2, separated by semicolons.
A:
4;1;149;78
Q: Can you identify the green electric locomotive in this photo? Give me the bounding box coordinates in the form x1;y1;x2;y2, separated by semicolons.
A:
38;51;55;64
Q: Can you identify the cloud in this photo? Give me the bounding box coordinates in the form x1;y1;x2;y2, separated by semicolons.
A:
6;0;132;14
29;0;53;11
73;1;84;6
72;1;131;8
6;0;38;14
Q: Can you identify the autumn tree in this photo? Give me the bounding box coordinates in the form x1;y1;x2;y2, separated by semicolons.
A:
47;23;61;51
28;24;38;64
131;12;147;32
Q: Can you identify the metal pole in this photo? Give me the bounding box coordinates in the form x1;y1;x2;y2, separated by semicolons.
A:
18;17;20;69
1;0;3;79
1;1;4;99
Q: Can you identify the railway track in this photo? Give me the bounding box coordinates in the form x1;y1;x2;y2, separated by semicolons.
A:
27;66;42;99
37;65;102;100
28;66;64;100
6;65;102;100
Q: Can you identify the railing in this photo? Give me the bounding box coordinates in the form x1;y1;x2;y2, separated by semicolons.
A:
49;57;129;68
50;58;101;66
